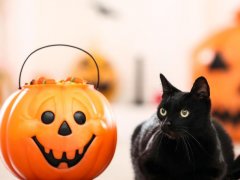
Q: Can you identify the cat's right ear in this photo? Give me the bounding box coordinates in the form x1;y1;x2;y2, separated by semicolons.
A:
160;74;180;96
190;76;210;99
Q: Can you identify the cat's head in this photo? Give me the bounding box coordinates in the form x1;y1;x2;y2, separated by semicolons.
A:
157;74;211;139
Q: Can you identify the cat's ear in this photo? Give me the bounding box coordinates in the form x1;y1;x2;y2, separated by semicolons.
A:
160;74;180;95
190;76;210;99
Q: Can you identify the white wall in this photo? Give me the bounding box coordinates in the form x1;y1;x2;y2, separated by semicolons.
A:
1;1;240;180
2;0;240;102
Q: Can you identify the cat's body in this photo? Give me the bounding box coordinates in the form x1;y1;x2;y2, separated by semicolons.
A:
132;115;233;180
131;74;240;180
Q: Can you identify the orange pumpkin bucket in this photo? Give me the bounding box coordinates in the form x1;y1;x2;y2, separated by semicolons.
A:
0;44;117;180
192;11;240;142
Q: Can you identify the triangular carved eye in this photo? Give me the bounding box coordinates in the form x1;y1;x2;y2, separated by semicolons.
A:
209;53;228;70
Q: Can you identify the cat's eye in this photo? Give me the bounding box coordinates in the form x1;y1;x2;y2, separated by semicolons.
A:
159;108;167;116
180;109;190;118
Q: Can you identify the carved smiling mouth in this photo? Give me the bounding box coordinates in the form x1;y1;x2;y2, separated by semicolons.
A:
32;135;95;168
212;110;240;123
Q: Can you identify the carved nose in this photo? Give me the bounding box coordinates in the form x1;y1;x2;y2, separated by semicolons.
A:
58;121;72;136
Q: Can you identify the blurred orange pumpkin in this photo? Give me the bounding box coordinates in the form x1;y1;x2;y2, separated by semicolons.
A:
72;53;118;101
0;77;117;179
192;11;240;142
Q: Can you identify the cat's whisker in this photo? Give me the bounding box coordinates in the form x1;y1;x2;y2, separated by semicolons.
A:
175;126;188;133
175;138;180;152
185;137;195;163
185;136;197;174
181;129;210;157
181;137;191;162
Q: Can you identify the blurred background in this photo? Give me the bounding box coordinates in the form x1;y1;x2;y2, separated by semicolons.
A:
1;0;240;179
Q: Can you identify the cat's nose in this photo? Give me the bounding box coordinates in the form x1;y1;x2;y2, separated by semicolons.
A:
165;121;171;126
161;122;171;132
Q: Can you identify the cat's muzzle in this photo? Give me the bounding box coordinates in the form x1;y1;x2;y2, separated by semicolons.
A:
161;124;179;139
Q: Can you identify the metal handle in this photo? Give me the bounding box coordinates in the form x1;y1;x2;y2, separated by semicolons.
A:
18;44;100;89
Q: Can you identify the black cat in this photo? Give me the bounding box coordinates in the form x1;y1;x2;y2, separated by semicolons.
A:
131;74;240;180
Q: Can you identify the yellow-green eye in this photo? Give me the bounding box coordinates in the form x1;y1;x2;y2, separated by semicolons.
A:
180;109;190;118
159;108;167;116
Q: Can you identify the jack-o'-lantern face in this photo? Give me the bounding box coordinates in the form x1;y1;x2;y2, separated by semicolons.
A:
0;78;117;179
192;13;240;141
31;96;96;169
72;53;118;101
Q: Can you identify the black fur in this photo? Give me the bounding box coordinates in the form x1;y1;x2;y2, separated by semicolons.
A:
131;74;240;180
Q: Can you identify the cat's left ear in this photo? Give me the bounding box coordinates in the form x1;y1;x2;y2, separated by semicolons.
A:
190;76;210;99
160;74;180;95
